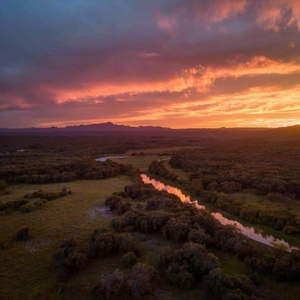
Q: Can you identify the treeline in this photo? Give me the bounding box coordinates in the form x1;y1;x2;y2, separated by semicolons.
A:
0;186;71;215
148;160;178;181
196;189;300;234
50;182;300;299
169;141;300;199
162;141;300;235
0;159;135;185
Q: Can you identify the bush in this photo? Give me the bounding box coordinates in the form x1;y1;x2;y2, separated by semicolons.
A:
105;195;124;210
92;269;125;299
24;188;70;201
116;200;131;215
158;243;219;287
34;199;46;208
0;201;7;211
91;264;154;299
6;199;28;210
89;231;139;259
0;180;8;194
205;268;254;300
188;228;210;245
54;239;86;273
122;252;137;268
162;217;191;243
16;227;30;242
127;263;154;298
282;225;299;235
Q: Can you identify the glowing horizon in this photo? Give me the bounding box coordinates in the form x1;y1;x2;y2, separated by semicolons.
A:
1;1;300;129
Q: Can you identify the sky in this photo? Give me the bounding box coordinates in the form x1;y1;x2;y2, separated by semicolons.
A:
0;0;300;129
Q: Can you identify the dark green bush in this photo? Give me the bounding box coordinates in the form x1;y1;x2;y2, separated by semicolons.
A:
121;252;137;268
89;231;139;259
16;227;31;242
158;243;219;287
205;268;254;300
127;263;154;298
54;239;86;273
92;269;125;300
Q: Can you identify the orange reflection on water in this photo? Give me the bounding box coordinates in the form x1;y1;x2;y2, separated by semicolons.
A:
141;174;205;209
141;174;299;252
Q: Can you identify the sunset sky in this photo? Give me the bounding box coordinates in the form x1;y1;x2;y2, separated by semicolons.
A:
1;0;300;128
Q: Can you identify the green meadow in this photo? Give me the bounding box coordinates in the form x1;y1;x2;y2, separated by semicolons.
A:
0;177;131;300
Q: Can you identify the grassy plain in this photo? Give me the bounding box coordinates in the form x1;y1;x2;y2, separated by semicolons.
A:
0;177;131;300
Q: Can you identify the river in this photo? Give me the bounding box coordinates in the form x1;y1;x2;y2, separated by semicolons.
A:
141;174;299;252
95;156;128;162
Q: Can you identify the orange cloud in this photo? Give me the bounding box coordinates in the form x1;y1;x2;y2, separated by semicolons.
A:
170;84;300;114
256;0;300;31
184;56;300;90
48;55;300;106
118;83;300;128
112;83;299;126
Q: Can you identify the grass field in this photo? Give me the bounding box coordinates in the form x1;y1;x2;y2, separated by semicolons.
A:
106;146;203;171
0;177;131;300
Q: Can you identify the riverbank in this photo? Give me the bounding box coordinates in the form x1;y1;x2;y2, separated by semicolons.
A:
141;173;299;252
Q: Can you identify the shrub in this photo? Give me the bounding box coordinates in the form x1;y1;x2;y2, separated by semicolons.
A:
282;225;299;235
91;264;154;299
166;263;195;287
34;199;46;208
7;199;28;210
24;188;70;201
105;195;123;210
89;232;139;259
16;227;30;242
205;268;254;300
188;228;210;245
127;263;154;298
54;239;86;273
116;200;131;215
0;180;7;194
162;217;191;243
111;216;124;232
0;201;7;211
122;252;137;268
92;269;125;299
20;202;35;213
158;243;219;287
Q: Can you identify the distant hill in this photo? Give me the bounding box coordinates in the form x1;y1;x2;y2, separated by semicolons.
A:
263;124;300;139
0;122;173;133
270;124;300;133
0;123;299;139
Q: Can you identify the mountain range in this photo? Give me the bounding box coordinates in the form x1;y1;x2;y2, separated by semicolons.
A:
0;122;299;136
0;122;172;133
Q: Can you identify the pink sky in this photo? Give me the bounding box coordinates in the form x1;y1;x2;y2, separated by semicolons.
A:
0;0;300;128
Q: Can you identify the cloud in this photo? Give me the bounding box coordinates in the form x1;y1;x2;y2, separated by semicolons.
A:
0;1;300;128
193;0;247;26
158;55;300;96
256;0;300;31
155;0;247;33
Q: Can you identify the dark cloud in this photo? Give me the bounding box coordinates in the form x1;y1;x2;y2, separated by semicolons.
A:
0;0;300;128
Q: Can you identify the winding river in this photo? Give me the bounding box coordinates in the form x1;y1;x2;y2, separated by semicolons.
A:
141;174;299;252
